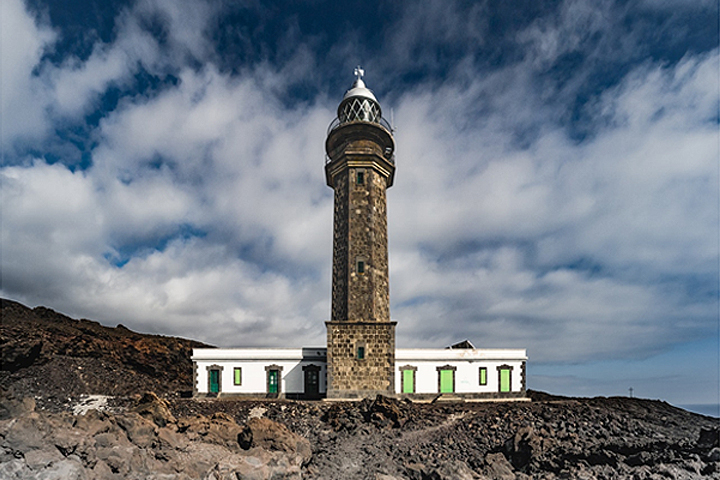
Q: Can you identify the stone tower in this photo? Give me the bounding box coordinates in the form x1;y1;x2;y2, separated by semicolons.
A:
325;69;396;399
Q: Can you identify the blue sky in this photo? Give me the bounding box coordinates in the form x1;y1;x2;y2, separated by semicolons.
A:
1;0;718;406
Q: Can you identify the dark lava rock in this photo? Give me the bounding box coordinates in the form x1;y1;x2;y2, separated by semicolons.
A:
239;417;312;464
2;298;718;480
1;298;210;409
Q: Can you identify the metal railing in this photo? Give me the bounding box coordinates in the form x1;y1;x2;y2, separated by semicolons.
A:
326;116;394;137
325;152;395;165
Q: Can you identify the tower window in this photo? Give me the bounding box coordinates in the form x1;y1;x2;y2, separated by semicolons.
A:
357;260;365;274
357;346;365;360
356;171;365;185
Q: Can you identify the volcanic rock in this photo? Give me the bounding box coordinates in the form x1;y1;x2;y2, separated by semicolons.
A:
1;298;718;480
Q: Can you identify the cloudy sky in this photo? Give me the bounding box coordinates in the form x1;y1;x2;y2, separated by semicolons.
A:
1;0;718;406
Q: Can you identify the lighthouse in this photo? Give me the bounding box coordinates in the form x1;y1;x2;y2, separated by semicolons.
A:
324;68;397;398
191;70;527;402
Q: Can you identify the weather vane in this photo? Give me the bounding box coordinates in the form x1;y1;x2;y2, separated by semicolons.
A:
354;66;364;80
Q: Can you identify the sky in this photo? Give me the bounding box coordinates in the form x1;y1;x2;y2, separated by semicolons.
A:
1;0;718;407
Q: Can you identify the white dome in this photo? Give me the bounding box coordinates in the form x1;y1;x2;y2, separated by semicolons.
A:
342;78;378;103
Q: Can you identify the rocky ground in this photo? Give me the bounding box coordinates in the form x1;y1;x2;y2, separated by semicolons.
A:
2;298;719;479
1;299;207;408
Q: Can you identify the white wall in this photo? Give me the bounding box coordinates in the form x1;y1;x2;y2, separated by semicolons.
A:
192;347;525;396
193;348;326;395
395;349;526;395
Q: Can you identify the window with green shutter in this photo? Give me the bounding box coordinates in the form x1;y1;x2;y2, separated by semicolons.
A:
479;367;487;386
234;367;242;386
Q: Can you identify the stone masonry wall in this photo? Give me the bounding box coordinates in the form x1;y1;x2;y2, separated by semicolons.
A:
326;321;396;398
330;158;391;323
331;170;349;322
346;165;390;322
369;169;390;323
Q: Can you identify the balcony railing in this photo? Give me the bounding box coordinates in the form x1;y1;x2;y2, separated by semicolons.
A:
326;115;394;137
325;151;395;165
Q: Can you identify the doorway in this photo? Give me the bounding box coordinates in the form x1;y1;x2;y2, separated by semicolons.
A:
265;364;284;396
437;365;456;393
400;365;417;394
209;370;220;393
206;364;223;395
303;364;321;399
268;370;279;393
498;365;513;393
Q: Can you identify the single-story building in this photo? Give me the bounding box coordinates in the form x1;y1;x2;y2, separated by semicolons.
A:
192;344;526;401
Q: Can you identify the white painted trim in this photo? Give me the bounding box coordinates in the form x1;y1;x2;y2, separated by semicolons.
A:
395;348;526;361
192;348;326;361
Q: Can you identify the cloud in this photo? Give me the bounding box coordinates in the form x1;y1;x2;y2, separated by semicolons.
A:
387;47;718;362
0;0;716;378
0;0;56;147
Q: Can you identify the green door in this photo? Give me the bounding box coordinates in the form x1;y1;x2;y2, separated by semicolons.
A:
209;369;220;393
268;370;279;394
402;369;414;393
500;369;511;392
439;370;454;393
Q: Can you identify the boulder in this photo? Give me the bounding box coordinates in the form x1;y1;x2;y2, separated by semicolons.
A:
72;409;112;436
484;452;515;480
115;412;158;448
0;396;36;420
239;417;312;465
706;447;720;462
698;427;720;450
23;447;64;470
403;462;427;480
200;447;305;480
0;458;31;479
504;426;541;470
368;395;406;429
157;425;188;450
33;456;87;480
3;414;48;453
431;460;482;480
131;391;176;428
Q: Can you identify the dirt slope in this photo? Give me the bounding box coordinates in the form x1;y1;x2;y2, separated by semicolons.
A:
1;298;210;409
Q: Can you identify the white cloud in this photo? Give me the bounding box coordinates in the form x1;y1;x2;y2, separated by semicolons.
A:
387;47;718;362
0;0;56;146
49;17;158;118
0;0;716;378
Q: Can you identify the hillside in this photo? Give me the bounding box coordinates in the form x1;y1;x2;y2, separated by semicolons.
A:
1;299;718;479
1;298;209;409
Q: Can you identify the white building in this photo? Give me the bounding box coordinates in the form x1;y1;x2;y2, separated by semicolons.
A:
193;348;328;400
192;343;527;401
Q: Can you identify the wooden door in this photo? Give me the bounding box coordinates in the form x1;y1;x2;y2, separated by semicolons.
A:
500;368;511;393
209;369;220;393
304;369;319;397
268;370;279;394
402;369;414;393
439;369;454;393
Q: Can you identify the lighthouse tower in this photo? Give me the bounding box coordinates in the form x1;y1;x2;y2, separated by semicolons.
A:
325;68;396;399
